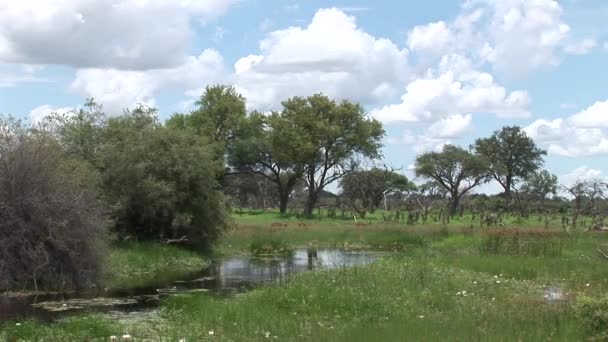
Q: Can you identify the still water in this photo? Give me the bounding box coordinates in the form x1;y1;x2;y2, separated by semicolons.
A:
0;248;381;323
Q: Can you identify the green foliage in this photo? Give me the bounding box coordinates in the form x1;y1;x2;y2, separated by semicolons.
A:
475;126;546;203
575;295;608;341
99;106;228;248
43;98;106;164
340;168;414;217
415;144;489;214
279;94;385;216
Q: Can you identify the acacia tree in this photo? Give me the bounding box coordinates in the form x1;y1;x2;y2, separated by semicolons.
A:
340;168;413;217
279;94;384;217
474;126;546;208
523;170;558;208
415;145;489;215
229;111;305;214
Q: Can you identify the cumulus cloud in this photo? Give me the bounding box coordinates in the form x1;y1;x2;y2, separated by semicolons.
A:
371;54;530;123
525;100;608;157
70;50;225;113
0;0;237;69
230;8;409;111
407;0;587;76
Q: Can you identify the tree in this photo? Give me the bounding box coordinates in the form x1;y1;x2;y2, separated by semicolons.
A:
44;98;106;164
279;94;384;217
474;126;546;208
229;111;305;214
0;117;107;291
167;85;247;162
340;168;413;217
415;145;489;215
523;170;558;208
100;106;228;248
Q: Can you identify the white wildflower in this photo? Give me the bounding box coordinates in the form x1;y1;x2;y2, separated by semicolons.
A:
15;323;21;327
208;330;214;336
122;334;132;340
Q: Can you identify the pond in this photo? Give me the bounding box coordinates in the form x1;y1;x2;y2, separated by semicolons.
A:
0;248;382;323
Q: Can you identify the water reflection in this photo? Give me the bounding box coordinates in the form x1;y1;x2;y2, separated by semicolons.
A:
0;248;381;322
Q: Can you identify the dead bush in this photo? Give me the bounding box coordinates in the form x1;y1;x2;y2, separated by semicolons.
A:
0;118;108;291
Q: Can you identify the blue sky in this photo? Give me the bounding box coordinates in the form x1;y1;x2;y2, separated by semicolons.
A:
0;0;607;191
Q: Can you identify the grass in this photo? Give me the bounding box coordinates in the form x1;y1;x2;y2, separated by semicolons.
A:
106;241;209;289
4;211;608;341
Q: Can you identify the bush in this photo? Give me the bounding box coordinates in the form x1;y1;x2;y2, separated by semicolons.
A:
99;108;228;249
575;295;608;341
0;119;108;291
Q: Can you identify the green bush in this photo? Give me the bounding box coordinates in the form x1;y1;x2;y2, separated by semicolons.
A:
576;295;608;341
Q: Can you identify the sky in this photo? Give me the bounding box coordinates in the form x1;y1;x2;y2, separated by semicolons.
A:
0;0;607;192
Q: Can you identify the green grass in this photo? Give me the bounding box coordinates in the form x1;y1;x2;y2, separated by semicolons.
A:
106;241;209;289
4;212;608;341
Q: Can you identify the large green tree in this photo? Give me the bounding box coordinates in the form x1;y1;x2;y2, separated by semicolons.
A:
415;145;489;215
474;126;546;207
229;111;305;214
340;168;413;218
279;94;385;217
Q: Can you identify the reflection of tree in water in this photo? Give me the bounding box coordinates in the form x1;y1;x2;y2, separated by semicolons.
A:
306;248;318;270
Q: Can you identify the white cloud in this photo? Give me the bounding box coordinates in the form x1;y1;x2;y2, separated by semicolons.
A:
0;0;237;69
564;38;597;55
407;0;587;76
230;8;409;111
427;114;473;139
29;105;75;123
407;21;454;57
561;167;606;187
70;49;225;113
525;100;608;157
371;54;530;123
568;100;608;128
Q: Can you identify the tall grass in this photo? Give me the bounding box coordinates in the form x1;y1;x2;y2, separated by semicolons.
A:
106;242;209;289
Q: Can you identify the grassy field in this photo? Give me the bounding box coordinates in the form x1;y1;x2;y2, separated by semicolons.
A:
3;211;608;341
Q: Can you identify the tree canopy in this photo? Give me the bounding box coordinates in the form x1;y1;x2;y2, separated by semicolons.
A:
474;126;546;207
415;145;489;214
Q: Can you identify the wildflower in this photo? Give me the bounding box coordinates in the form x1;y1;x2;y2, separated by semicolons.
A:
493;275;498;278
586;283;591;287
418;315;424;319
496;280;501;284
499;274;503;277
491;297;496;301
109;337;117;341
265;331;271;338
62;303;67;307
473;281;477;285
15;323;21;326
209;331;214;336
122;334;132;340
179;339;186;342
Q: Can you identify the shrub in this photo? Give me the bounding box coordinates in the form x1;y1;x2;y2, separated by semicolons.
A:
575;295;608;341
99;108;228;249
0;118;108;291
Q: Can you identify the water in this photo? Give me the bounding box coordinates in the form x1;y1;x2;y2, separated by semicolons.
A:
0;248;381;323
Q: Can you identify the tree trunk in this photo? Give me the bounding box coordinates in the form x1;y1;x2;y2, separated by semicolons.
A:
304;190;318;218
279;190;290;215
449;192;460;216
504;175;513;209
